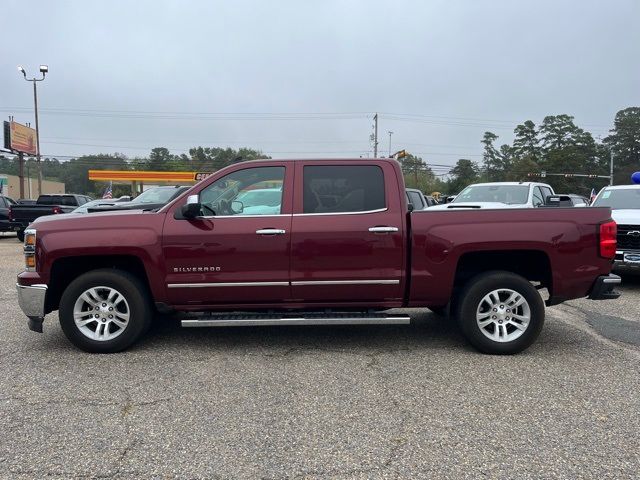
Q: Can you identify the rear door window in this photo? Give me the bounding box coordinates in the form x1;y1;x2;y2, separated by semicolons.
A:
302;165;385;214
532;187;544;207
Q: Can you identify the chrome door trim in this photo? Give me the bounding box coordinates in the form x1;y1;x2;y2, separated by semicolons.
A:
292;208;387;217
168;281;289;289
195;214;292;220
256;228;286;235
291;279;400;286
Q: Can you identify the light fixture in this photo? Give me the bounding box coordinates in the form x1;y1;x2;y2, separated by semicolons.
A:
39;65;48;73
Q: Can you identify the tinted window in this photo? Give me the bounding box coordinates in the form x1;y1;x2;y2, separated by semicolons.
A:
199;166;285;216
407;191;424;209
0;198;6;208
303;165;385;214
541;186;553;199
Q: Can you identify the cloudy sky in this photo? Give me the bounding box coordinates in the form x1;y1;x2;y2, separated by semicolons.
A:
2;0;638;174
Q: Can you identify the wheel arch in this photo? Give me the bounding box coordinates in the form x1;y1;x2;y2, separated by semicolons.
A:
453;250;552;295
46;255;152;314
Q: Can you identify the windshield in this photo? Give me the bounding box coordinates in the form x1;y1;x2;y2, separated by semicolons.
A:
592;188;640;209
453;185;529;204
130;188;180;204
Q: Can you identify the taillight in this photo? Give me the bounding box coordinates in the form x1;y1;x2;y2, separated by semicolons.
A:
8;209;13;221
52;207;62;214
599;220;617;259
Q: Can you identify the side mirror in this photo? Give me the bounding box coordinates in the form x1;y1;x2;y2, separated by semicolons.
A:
231;200;244;214
181;194;201;219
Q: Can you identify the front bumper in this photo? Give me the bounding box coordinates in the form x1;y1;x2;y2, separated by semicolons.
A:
588;274;621;301
16;283;47;332
614;250;640;268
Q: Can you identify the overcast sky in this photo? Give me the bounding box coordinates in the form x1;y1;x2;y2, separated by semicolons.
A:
2;0;638;174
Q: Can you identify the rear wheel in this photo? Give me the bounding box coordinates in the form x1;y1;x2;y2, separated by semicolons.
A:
455;271;544;355
59;269;152;353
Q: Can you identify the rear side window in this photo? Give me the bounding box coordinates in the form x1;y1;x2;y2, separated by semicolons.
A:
303;165;385;214
532;187;544;207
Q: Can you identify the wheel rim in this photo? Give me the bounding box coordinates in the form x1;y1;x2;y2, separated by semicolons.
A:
475;288;531;343
73;286;130;341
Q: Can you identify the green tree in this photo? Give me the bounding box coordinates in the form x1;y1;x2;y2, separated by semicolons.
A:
512;120;540;162
447;159;480;194
481;131;504;181
604;107;640;184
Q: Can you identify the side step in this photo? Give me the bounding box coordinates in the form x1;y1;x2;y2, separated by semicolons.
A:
181;312;410;328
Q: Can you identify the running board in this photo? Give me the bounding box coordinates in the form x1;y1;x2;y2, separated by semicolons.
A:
181;312;410;328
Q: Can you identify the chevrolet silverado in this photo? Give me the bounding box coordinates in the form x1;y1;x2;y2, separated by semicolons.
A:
16;158;621;354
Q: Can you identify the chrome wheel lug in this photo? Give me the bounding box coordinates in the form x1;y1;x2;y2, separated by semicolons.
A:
492;315;497;319
94;314;100;318
493;308;497;312
109;314;113;319
109;307;113;311
102;303;107;307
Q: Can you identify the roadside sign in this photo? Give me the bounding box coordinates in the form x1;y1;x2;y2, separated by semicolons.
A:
194;172;213;181
541;171;546;178
3;121;37;155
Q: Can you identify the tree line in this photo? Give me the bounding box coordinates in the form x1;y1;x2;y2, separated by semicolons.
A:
400;107;639;196
0;107;638;199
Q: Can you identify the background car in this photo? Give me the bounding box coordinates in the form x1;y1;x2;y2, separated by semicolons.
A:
406;188;429;210
0;195;17;233
88;186;190;213
591;185;640;268
234;188;283;215
430;182;554;210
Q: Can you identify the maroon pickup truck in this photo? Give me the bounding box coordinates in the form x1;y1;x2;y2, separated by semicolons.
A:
16;158;620;354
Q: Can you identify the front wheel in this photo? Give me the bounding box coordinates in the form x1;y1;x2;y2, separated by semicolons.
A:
455;271;545;355
59;269;152;353
16;229;25;242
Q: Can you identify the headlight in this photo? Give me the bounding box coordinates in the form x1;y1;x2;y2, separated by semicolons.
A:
24;229;37;272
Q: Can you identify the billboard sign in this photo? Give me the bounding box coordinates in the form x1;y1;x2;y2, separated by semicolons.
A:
3;121;37;155
194;172;213;181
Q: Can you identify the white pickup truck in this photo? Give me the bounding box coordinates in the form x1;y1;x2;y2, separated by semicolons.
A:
591;185;640;268
430;182;555;210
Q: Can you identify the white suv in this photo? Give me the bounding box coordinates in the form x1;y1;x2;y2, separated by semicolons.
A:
591;185;640;268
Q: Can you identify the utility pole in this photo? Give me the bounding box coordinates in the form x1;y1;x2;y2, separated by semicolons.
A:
18;152;25;198
373;113;379;158
18;65;48;195
610;149;614;186
388;131;393;157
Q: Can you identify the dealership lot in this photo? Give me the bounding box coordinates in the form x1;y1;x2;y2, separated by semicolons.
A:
0;234;638;479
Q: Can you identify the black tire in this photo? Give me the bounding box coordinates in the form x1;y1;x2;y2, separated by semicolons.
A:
16;229;24;242
454;271;545;355
59;269;152;353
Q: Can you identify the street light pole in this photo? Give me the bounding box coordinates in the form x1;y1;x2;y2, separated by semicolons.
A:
610;149;614;186
18;65;48;196
388;131;393;157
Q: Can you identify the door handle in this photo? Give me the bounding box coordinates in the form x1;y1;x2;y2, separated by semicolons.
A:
368;226;399;233
256;228;286;235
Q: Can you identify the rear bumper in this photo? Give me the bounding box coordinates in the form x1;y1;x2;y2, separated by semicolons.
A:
16;283;47;332
588;274;621;300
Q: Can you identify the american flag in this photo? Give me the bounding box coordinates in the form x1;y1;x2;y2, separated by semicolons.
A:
589;188;597;204
102;181;113;199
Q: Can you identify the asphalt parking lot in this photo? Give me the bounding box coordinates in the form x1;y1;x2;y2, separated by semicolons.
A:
0;232;639;479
